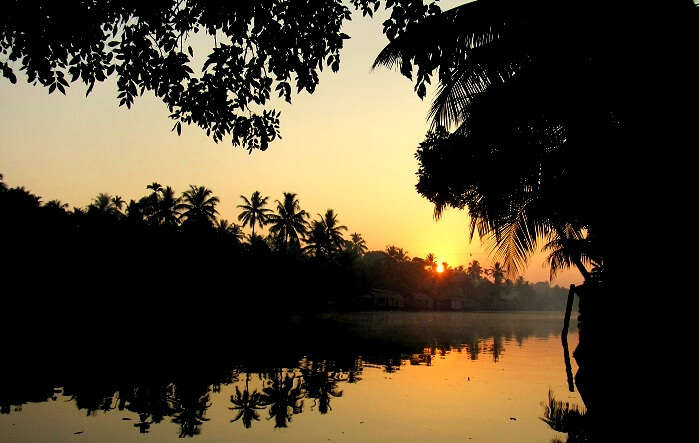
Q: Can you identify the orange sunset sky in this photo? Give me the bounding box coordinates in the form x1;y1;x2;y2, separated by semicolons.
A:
0;1;581;287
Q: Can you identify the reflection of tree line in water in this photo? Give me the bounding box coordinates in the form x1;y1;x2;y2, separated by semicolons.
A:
0;313;573;437
2;361;587;440
3;366;345;436
0;354;465;436
0;176;569;319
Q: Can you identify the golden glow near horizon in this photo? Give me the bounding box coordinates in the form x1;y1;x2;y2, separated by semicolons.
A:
436;262;445;273
0;2;581;286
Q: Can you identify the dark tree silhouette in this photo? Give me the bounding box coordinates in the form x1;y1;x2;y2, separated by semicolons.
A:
303;220;329;258
237;191;272;238
110;195;125;212
146;182;163;195
486;262;505;286
268;192;309;251
385;245;409;262
424;253;437;272
179;185;219;227
466;260;483;281
157;186;182;227
0;0;441;151
215;219;245;245
346;232;369;256
373;0;698;284
87;192;123;218
320;209;347;253
303;210;347;256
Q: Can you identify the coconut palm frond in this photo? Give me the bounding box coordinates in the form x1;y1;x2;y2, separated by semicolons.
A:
373;1;509;73
472;204;550;277
428;32;524;130
543;226;594;280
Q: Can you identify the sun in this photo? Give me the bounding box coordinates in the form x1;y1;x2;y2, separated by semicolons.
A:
436;262;445;273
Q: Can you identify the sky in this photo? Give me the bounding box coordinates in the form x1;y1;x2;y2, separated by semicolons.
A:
0;2;581;287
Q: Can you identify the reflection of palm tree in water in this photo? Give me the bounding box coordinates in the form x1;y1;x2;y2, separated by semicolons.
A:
490;335;504;362
464;338;481;360
171;382;211;438
120;383;175;434
229;372;266;429
260;369;304;428
300;361;344;415
63;384;116;416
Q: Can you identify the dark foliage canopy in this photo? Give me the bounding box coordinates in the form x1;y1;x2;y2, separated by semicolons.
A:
0;0;439;151
375;0;699;279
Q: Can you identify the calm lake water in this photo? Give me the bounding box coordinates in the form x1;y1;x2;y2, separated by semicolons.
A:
0;311;581;442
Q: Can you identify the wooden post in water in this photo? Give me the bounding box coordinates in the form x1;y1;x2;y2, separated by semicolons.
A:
562;284;576;392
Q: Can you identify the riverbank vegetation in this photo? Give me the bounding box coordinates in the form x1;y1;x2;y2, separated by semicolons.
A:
1;175;568;316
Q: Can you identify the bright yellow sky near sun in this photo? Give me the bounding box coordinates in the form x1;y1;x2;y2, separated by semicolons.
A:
0;1;580;286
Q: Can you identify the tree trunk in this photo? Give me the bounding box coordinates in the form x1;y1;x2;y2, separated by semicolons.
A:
562;284;576;392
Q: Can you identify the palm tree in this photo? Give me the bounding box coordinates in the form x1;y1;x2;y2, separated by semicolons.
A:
124;199;144;223
90;193;112;212
146;182;163;195
157;186;181;226
320;209;347;253
466;260;483;280
215;218;232;232
425;253;437;271
268;192;309;249
486;262;505;286
44;199;69;211
303;220;328;257
303;210;347;256
346;232;368;256
385;245;409;262
88;192;121;217
237;191;272;238
110;195;125;212
229;224;246;243
216;219;245;243
179;185;219;226
543;225;597;282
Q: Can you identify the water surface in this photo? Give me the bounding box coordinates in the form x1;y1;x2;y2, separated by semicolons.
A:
0;311;582;442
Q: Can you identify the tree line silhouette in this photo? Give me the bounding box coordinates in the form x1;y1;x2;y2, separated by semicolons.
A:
1;174;569;323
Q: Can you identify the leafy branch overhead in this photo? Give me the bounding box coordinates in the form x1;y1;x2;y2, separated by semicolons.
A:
0;0;440;152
